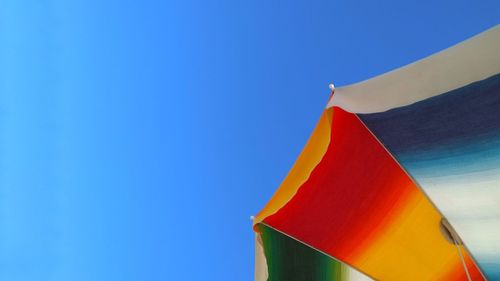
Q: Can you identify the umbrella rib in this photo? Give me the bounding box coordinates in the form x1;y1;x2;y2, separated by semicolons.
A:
453;236;472;281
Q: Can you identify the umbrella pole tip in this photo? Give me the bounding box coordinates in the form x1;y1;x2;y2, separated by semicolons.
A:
250;215;255;221
329;83;335;91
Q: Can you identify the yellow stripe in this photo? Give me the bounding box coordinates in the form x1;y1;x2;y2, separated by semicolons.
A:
353;188;461;281
253;108;332;226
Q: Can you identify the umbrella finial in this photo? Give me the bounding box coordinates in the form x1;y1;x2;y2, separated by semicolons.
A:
329;83;335;92
250;215;255;221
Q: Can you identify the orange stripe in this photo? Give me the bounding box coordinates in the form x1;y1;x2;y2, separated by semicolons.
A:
351;189;464;280
342;178;416;262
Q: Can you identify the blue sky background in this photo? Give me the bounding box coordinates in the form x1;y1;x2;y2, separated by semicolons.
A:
0;1;498;280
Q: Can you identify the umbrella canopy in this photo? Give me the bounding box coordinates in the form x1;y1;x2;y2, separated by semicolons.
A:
254;25;500;281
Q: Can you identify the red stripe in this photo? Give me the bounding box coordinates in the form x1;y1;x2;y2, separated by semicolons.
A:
264;107;416;260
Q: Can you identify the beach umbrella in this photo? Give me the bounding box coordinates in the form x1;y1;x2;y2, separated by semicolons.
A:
253;25;500;281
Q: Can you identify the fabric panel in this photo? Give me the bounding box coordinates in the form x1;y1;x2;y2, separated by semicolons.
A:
263;107;484;281
359;73;500;280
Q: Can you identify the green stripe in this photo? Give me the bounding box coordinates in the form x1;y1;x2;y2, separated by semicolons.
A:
258;224;351;281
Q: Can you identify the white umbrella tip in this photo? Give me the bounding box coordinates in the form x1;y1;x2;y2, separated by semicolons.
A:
250;215;255;221
329;83;335;91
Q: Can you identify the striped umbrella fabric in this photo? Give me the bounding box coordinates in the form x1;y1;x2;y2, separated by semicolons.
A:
254;25;500;281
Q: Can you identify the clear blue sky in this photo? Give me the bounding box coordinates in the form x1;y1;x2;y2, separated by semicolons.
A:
0;0;498;280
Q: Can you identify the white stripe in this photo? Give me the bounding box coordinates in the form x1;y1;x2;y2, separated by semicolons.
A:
417;168;500;265
327;25;500;113
254;234;268;281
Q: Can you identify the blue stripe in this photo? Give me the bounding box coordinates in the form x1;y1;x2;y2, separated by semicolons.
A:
359;73;500;155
